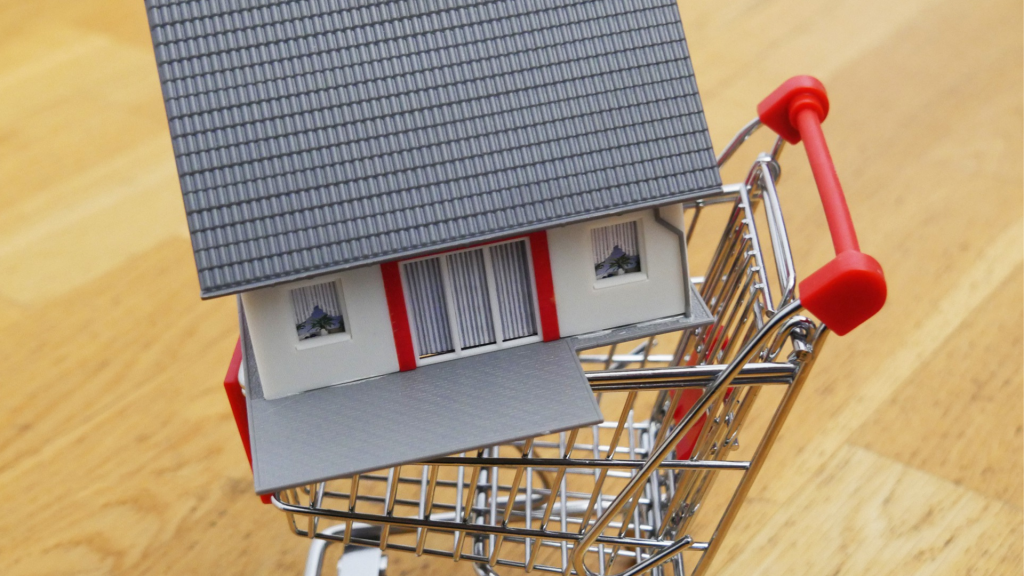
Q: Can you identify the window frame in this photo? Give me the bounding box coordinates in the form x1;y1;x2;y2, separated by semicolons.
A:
589;217;649;289
288;277;352;351
400;237;543;366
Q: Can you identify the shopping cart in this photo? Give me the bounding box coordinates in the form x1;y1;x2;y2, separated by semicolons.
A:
223;76;885;576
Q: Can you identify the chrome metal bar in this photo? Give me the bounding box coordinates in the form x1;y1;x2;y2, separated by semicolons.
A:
681;183;748;208
586;363;797;385
307;532;687;575
524;462;533;569
737;179;774;314
571;300;807;576
379;468;400;548
576;389;637;535
308;483;325;539
716;117;762;167
277;499;682;548
640;335;655;368
415;466;438;555
488;439;534;566
617;536;693;576
691;323;825;576
578;354;674;363
525;430;577;570
770;135;786;162
755;158;798;306
422;457;750;471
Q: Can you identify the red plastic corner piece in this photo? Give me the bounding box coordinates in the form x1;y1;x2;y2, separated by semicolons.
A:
224;338;272;504
380;261;417;371
798;251;886;336
757;75;830;144
528;231;561;341
672;327;729;460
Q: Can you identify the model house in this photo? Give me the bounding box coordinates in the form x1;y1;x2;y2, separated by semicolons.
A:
239;206;703;399
146;0;720;490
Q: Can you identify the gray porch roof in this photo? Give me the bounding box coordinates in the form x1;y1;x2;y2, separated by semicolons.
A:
146;0;721;298
239;284;713;493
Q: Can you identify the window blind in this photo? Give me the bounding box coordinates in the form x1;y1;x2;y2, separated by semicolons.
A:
591;221;640;266
446;249;496;349
490;241;538;340
403;239;538;361
290;281;346;340
290;282;343;325
403;257;454;356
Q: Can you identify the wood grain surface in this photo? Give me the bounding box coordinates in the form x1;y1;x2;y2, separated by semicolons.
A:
0;0;1020;574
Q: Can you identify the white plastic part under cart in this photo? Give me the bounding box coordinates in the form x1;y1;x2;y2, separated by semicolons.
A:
225;76;886;576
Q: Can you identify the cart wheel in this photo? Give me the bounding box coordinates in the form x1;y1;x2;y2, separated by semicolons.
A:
304;524;388;576
335;547;387;576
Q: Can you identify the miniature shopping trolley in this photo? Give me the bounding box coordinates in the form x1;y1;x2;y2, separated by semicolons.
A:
221;77;885;576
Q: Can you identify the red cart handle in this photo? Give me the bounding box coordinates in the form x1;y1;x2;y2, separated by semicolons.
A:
224;338;272;504
757;76;886;335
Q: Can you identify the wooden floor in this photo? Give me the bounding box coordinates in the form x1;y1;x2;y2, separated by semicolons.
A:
0;0;1020;574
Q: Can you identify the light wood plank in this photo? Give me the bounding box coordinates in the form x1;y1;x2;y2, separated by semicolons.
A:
712;445;1022;576
0;240;309;575
852;266;1024;506
0;19;183;305
0;0;1019;574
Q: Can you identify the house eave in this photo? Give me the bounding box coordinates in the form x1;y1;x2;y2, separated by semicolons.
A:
198;187;721;299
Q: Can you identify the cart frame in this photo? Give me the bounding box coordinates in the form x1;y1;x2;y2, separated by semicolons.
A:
231;77;884;576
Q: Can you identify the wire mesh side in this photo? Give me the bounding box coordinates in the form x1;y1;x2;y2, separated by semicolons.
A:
274;126;825;576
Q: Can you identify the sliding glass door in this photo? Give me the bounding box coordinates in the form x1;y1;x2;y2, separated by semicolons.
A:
402;239;540;363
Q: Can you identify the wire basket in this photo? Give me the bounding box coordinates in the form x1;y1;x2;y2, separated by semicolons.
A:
242;77;885;576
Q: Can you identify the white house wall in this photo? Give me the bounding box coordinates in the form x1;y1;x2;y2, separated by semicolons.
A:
546;207;689;338
240;265;399;400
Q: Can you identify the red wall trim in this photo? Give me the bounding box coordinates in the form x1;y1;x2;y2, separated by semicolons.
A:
380;262;417;371
224;338;271;503
528;231;561;341
223;338;253;469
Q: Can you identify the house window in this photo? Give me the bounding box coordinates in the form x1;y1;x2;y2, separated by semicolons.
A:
290;281;346;341
592;221;642;281
402;239;539;363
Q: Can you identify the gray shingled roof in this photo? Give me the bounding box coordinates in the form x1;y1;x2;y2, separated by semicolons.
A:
146;0;721;298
